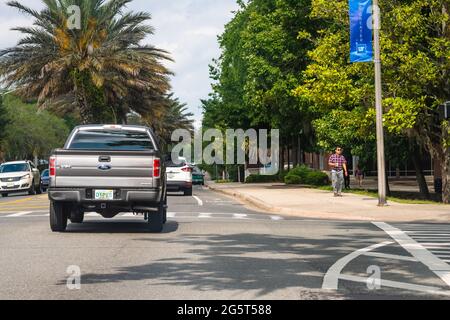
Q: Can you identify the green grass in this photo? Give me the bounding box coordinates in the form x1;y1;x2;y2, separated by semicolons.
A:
215;179;234;184
314;186;444;205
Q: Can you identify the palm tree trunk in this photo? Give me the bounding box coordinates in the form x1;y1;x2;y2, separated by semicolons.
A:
76;89;92;124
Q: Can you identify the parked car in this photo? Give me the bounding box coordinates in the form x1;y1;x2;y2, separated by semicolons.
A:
40;169;50;192
192;166;205;185
166;157;193;196
0;161;42;197
48;125;167;233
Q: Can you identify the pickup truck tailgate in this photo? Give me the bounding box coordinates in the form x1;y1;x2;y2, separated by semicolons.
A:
54;151;156;188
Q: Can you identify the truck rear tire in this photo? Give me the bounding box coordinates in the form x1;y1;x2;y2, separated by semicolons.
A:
70;210;84;224
148;202;164;233
50;202;69;232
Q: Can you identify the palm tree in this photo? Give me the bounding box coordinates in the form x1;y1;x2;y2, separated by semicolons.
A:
0;0;172;124
153;94;194;144
128;93;194;147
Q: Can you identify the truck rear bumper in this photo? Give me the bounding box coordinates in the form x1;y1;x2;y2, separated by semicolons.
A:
48;188;163;204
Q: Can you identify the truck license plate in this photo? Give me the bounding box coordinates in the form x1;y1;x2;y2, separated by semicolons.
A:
94;190;114;200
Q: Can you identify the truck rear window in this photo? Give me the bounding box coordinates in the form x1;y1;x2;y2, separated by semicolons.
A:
69;130;154;151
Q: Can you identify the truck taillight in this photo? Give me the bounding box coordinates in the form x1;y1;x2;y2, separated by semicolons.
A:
153;159;161;178
49;156;56;176
181;166;193;173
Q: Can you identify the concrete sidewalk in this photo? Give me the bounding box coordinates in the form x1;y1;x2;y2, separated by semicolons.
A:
207;182;450;223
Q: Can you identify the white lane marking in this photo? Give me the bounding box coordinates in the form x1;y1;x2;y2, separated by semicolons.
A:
338;274;450;297
322;241;393;290
193;196;203;206
271;216;284;221
405;231;450;234
0;210;284;222
407;234;450;237
363;252;418;262
373;222;450;288
412;243;450;246
6;211;32;217
407;236;450;239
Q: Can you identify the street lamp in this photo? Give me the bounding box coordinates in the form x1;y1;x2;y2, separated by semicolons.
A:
350;0;387;206
373;0;388;206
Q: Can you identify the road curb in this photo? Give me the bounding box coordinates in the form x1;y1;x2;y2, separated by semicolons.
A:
205;183;450;223
207;183;278;214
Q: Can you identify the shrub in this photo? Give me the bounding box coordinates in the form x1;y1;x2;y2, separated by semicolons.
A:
288;165;311;179
215;179;233;184
284;174;301;185
303;171;330;186
245;174;282;184
279;170;289;182
284;165;330;186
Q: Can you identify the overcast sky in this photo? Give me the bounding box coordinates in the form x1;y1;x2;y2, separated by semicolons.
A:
0;0;239;126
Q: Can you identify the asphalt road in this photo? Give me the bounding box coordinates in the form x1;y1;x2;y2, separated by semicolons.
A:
1;186;450;300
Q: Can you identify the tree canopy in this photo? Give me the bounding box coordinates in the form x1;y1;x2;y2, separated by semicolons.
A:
0;0;172;124
203;0;450;202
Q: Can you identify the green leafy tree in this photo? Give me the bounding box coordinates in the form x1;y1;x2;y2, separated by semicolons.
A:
1;95;69;161
294;0;450;202
203;0;321;172
0;94;11;162
0;0;172;124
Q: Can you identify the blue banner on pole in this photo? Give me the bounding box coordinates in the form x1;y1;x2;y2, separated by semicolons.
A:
349;0;373;63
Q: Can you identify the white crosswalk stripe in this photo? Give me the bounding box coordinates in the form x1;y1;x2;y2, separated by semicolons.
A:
396;224;450;263
233;213;248;219
6;211;32;217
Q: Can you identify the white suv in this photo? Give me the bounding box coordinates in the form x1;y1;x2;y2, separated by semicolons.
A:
166;157;193;196
0;161;42;197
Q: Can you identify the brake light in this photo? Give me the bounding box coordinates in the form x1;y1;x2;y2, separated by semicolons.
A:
49;156;56;177
153;158;161;178
181;166;193;173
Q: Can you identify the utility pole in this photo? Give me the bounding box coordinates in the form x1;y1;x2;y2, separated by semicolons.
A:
373;0;387;206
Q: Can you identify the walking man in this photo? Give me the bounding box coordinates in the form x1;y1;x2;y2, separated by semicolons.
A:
328;147;348;197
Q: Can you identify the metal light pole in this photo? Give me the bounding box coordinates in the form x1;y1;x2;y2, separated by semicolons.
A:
373;0;387;206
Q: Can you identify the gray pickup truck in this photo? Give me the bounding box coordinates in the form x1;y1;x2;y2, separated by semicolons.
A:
48;125;167;233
